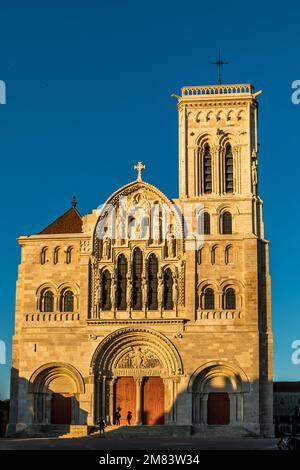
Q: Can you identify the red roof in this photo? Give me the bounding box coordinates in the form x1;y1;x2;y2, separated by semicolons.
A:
273;382;300;393
39;207;82;234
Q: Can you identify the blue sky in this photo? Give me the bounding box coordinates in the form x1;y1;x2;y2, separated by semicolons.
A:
0;0;299;398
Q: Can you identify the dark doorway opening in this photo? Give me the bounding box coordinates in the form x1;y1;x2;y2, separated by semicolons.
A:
207;392;230;425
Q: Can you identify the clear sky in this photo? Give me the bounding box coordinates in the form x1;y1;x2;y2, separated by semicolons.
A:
0;0;299;399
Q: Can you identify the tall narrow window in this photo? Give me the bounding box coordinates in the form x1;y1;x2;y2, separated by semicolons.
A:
117;254;127;310
102;270;111;310
203;287;215;309
43;291;54;312
132;248;143;310
225;145;234;193
148;254;158;310
211;246;218;265
54;247;60;265
41;247;48;265
203;145;212;193
198;212;210;235
222;212;232;234
224;288;236;309
66;247;73;264
225;245;233;265
163;268;173;310
61;290;74;312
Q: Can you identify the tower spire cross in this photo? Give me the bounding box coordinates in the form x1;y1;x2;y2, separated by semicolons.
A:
134;161;146;181
210;50;229;85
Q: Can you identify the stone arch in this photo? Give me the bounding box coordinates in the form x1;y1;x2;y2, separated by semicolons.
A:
90;327;183;377
188;361;250;425
29;362;85;394
29;363;85;425
188;361;250;393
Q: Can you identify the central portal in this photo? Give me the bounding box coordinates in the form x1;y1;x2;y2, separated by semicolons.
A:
113;376;165;425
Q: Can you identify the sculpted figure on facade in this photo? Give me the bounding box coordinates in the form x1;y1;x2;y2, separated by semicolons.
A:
102;234;111;260
167;233;176;258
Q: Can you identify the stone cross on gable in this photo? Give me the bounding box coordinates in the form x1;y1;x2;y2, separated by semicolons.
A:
134;161;146;181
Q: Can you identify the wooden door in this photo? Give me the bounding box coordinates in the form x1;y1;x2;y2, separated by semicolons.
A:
142;377;164;425
51;393;72;424
114;377;136;425
207;392;230;425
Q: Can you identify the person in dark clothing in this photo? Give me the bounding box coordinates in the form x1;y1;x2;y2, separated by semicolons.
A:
97;418;106;438
115;408;121;426
127;411;132;425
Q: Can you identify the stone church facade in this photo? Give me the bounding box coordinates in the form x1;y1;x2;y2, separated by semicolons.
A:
8;83;274;437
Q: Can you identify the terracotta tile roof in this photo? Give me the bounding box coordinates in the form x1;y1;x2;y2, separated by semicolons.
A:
274;382;300;393
39;207;83;234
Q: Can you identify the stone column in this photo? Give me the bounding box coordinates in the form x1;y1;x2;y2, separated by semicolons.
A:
135;377;143;425
229;394;236;424
101;376;107;421
202;393;208;424
108;378;115;425
237;393;244;422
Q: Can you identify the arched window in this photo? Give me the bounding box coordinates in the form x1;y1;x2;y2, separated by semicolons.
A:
203;145;212;193
60;290;74;312
202;287;215;309
224;287;236;309
222;211;232;234
225;245;233;265
66;247;73;264
132;248;143;310
117;254;127;310
40;247;48;265
101;270;111;310
42;290;54;312
163;268;173;310
198;212;210;235
148;254;158;310
211;246;218;265
225;144;234;193
54;247;60;265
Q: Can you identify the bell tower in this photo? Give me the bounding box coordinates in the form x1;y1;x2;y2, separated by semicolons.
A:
176;83;262;200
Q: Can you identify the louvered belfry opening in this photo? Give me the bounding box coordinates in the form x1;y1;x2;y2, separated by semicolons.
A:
225;144;234;193
203;144;212;193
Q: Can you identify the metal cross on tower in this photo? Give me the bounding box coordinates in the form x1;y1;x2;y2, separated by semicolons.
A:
134;161;146;181
210;50;229;85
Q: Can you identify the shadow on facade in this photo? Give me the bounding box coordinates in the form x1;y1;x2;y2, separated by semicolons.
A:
7;364;274;439
8;367;88;438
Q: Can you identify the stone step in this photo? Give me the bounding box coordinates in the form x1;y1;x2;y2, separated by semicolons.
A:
17;424;88;438
92;425;192;438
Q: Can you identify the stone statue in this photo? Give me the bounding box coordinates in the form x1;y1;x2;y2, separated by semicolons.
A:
126;277;132;310
102;235;111;259
131;348;144;368
110;276;116;310
142;276;147;309
251;158;258;190
157;275;164;307
172;273;178;306
167;233;176;258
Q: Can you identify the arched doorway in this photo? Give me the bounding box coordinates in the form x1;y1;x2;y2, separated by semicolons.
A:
29;363;85;425
91;327;183;426
189;361;250;427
